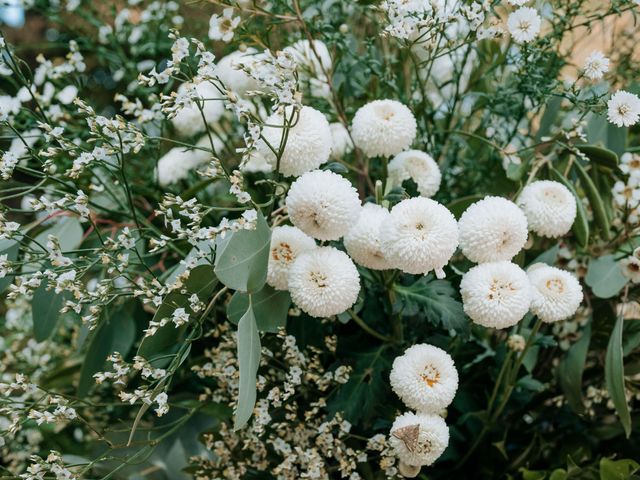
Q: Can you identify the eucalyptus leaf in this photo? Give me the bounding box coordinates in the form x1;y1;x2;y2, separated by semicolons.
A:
32;282;66;342
33;216;84;252
138;265;217;364
214;211;271;293
585;255;628;299
77;304;136;396
234;301;261;430
605;315;631;438
227;285;290;333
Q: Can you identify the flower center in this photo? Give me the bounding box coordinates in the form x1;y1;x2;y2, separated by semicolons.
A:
487;279;515;301
420;364;440;387
220;18;234;33
310;271;328;288
545;278;565;294
517;20;531;33
272;242;293;263
617;104;631;117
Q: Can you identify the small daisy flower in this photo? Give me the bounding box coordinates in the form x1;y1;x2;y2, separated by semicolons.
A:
208;8;241;43
620;256;640;283
607;90;640;128
582;51;609;80
507;7;541;44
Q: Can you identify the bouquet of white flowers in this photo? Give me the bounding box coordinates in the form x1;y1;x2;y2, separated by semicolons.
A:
1;0;640;478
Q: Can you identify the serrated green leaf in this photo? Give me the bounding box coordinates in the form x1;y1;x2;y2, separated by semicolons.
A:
557;324;591;413
549;167;589;248
605;315;631;438
77;304;136;396
32;282;66;342
214;211;271;293
573;161;610;240
585;255;628;299
227;285;290;333
138;265;217;364
234;301;261;430
394;276;469;335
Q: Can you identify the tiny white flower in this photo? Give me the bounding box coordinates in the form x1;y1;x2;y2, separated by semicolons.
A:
507;7;541;44
208;8;241;43
607;90;640;128
582;51;609;80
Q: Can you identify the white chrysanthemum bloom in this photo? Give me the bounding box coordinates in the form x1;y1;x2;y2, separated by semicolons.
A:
171;82;225;137
285;39;332;99
389;412;449;467
390;344;458;413
527;264;583;323
582;51;609;81
460;261;532;329
620;152;640;179
517;181;577;238
329;122;354;160
156;136;220;186
458;196;528;263
215;48;259;95
607;90;640;128
286;169;361;241
240;149;273;174
507;7;541;44
267;226;316;291
344;203;391;270
379;197;458;276
388;150;442;198
260;106;332;177
288;246;360;317
351;100;417;158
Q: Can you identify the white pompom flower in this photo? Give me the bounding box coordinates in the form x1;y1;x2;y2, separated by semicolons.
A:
388;150;442;198
389;412;449;467
517;181;577;238
527;264;583;323
156;136;221;186
389;344;458;413
329;122;354;160
288;246;360;318
460;261;532;329
458;196;529;263
286;169;361;241
215;48;260;96
351;99;417;158
267;226;316;291
344;203;391;270
171;82;225;137
379;197;458;276
260;106;332;177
